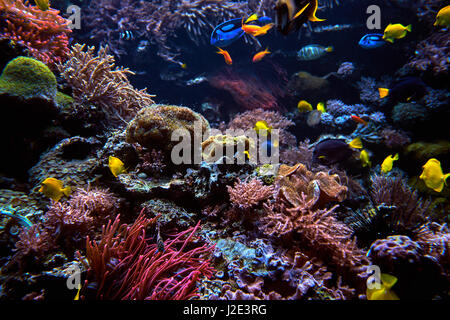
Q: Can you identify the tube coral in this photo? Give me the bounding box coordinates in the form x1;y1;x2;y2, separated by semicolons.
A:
0;0;71;68
84;210;215;300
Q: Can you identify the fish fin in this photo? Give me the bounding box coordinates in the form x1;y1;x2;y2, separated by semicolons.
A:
245;14;258;24
349;137;363;149
393;153;399;161
293;3;310;20
308;1;326;22
325;46;334;52
39;186;43;192
63;186;72;197
384;37;394;43
406;24;412;32
378;88;389;98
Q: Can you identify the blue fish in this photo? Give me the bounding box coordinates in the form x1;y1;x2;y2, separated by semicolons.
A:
210;16;273;47
358;34;386;49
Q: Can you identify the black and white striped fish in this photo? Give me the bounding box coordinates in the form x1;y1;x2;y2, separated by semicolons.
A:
119;30;134;40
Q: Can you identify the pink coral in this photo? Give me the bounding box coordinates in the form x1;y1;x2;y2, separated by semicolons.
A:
227;178;274;210
84;210;215;300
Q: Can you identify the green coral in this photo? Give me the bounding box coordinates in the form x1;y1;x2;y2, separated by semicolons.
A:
0;56;57;100
55;91;74;108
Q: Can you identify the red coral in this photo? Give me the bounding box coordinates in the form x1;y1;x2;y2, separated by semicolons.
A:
84;210;215;300
0;0;71;67
227;178;274;210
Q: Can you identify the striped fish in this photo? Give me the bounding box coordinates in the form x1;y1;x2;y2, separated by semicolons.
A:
119;30;134;40
297;44;333;61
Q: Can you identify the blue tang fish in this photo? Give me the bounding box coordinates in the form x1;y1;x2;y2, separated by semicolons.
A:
358;34;386;49
210;16;273;47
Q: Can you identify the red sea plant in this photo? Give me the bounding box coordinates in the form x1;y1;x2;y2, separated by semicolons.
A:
0;0;71;67
84;210;215;300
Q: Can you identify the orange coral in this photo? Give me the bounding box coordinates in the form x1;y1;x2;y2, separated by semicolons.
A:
0;0;71;67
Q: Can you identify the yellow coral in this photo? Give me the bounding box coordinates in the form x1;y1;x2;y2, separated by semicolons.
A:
201;134;255;163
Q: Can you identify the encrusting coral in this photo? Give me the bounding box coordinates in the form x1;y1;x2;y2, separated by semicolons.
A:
57;44;155;122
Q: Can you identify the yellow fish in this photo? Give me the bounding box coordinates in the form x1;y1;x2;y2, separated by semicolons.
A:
39;177;72;201
297;100;313;112
180;62;187;69
316;102;326;113
360;149;371;167
108;156;127;177
419;158;450;192
382;23;411;43
245;13;258;24
74;285;81;300
348;137;363;149
254;120;272;136
367;273;400;300
434;5;450;27
34;0;49;11
381;153;399;173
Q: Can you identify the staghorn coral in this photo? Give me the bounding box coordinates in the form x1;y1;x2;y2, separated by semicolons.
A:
227;178;274;210
57;44;155;122
0;0;71;67
126;104;210;152
83;210;215;300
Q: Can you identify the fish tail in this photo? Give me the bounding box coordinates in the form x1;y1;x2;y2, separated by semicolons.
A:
444;173;450;186
63;186;72;197
326;46;334;52
308;2;326;22
393;153;399;161
216;47;224;54
406;24;412;32
378;88;389;98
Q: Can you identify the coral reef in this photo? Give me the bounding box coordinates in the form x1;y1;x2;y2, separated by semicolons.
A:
392;103;428;128
83;211;215;300
57;44;155;122
126;104;210;152
0;0;71;67
227;178;274;210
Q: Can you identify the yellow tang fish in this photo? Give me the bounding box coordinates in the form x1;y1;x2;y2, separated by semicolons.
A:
297;100;313;112
381;153;399;173
434;5;450;27
316;102;326;113
367;273;400;300
245;13;259;24
419;158;450;192
360;149;371;167
348;137;363;149
39;177;72;201
254;120;272;135
34;0;49;11
108;156;127;177
382;23;411;43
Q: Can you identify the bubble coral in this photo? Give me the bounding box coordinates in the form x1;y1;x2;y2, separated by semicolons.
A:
126;104;210;151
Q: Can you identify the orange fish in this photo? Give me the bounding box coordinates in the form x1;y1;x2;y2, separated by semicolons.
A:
351;115;367;126
216;47;232;65
242;20;274;37
252;48;271;63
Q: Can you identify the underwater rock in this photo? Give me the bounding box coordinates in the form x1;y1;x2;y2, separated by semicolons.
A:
392;103;428;128
405;140;450;161
126;104;210;152
28;136;102;197
202;134;255;164
141;198;196;228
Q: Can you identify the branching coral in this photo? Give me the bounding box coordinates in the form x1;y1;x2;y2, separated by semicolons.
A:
227;178;274;210
0;0;71;67
83;210;215;300
57;43;155;122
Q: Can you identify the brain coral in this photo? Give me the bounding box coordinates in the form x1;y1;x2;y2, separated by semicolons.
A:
0;56;57;100
126;104;210;151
